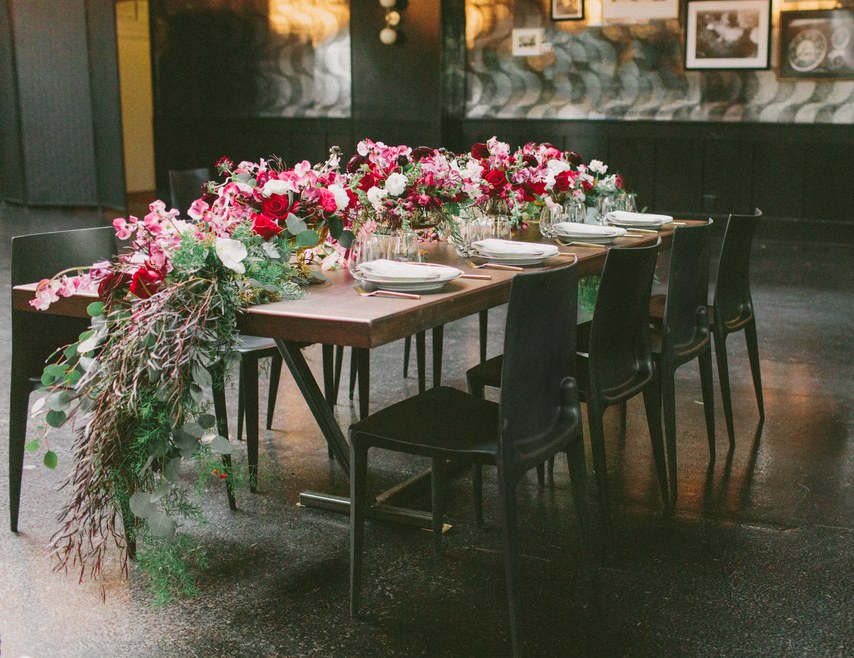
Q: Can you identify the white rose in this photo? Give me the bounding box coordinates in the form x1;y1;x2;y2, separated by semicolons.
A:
215;237;247;274
261;179;291;197
547;158;571;174
384;172;407;197
367;186;388;209
327;183;350;212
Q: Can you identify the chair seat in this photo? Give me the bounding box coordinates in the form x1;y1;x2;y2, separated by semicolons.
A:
350;386;498;459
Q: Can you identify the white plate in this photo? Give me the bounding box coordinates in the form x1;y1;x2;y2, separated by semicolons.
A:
358;261;461;292
475;253;551;267
552;223;627;243
605;211;673;228
472;239;559;260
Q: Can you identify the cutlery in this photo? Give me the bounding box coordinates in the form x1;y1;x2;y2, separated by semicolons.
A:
355;285;421;300
624;227;658;234
460;273;492;280
555;239;607;249
465;259;524;272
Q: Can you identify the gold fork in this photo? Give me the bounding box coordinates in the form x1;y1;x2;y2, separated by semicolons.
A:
465;259;524;272
555;238;607;250
354;285;421;300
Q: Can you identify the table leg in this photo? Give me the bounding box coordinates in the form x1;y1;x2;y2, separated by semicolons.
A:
432;325;444;388
355;347;370;420
276;340;350;474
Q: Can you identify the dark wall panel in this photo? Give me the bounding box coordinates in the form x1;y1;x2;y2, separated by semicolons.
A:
702;139;754;215
752;141;803;220
12;0;98;205
0;0;25;203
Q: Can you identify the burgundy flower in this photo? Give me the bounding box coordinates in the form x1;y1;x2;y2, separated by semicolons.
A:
521;154;538;168
471;142;490;159
129;266;164;299
215;156;234;173
566;150;583;166
518;181;546;202
553;170;575;193
251;213;283;240
346;153;366;174
614;174;625;190
411;146;434;161
97;270;131;299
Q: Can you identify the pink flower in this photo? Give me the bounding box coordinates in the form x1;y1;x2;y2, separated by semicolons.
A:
113;216;135;241
31;279;60;310
317;188;338;213
188;199;209;220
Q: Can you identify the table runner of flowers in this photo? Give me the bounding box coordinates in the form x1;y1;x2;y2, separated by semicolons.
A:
28;138;626;601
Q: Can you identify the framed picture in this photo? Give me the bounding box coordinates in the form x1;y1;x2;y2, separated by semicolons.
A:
551;0;584;21
685;0;771;70
601;0;679;21
511;28;544;57
779;9;854;80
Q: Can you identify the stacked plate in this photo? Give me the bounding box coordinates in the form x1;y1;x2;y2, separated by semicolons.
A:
605;211;673;229
471;238;559;266
355;259;461;292
551;222;627;244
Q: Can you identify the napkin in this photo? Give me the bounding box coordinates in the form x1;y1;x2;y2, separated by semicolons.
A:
357;259;442;279
474;239;558;257
552;223;626;237
605;211;673;226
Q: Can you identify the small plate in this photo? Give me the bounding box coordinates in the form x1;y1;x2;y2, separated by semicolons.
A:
475;253;550;267
605;212;673;228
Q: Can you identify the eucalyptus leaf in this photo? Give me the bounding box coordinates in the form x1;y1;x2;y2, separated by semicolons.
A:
65;369;82;386
30;397;46;416
79;395;96;412
296;230;320;248
189;383;204;405
192;363;213;388
338;229;355;249
25;439;40;453
47;390;72;412
43;451;58;469
79;356;96;373
63;344;79;360
328;216;343;239
164;457;182;483
129;491;156;519
209;435;234;456
197;414;217;430
285;214;307;235
46;409;66;428
182;422;205;438
150;481;173;501
147;511;177;540
87;301;104;317
77;333;100;354
139;454;156;477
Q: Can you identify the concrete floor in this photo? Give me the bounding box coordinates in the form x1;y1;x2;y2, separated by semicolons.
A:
0;205;852;657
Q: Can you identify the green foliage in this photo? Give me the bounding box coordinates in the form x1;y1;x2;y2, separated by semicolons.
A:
135;530;208;606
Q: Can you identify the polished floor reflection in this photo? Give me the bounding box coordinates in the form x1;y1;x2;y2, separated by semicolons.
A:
1;204;852;657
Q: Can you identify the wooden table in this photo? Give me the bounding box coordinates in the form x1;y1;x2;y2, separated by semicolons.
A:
13;226;682;527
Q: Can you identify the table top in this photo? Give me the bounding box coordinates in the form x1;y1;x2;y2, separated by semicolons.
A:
14;224;687;349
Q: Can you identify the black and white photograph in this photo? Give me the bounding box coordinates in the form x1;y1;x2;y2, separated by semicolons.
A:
551;0;585;21
779;9;854;79
685;0;771;70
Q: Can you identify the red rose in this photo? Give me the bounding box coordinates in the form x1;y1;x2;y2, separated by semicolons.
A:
483;168;508;191
262;193;293;219
346;188;359;209
97;270;130;299
251;212;283;240
518;181;546;202
356;171;377;192
614;174;625;190
581;179;593;193
471;142;490;159
129;266;163;299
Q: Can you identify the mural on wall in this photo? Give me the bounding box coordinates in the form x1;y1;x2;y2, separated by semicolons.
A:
464;0;854;123
154;0;351;118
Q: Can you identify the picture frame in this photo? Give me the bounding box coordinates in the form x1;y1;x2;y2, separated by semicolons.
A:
510;28;544;57
779;9;854;80
601;0;679;21
684;0;771;70
551;0;584;21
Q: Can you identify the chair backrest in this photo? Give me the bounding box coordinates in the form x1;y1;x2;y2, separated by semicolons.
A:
498;262;579;475
662;220;713;350
713;209;762;326
11;226;118;377
168;167;212;216
588;240;660;399
12;226;118;287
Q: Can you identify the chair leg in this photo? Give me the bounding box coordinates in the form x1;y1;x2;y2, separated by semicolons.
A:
242;357;260;493
432;325;444;388
321;346;336;459
642;380;669;509
266;353;282;431
9;379;31;533
467;369;485;399
586;403;612;520
211;378;237;511
713;330;736;448
744;319;765;424
698;348;716;462
333;345;344;400
349;441;369;617
536;462;545;487
496;466;522;657
236;361;246;443
478;310;488;363
618;400;627;439
356;348;370;420
416;331;426;394
472;463;484;526
431;458;446;555
403;335;412;378
659;362;678;503
565;435;592;562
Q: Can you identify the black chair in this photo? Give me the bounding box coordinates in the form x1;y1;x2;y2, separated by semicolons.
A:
349;263;590;657
648;221;716;502
10;227;118;532
575;241;668;516
651;210;764;448
169;168;283;491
